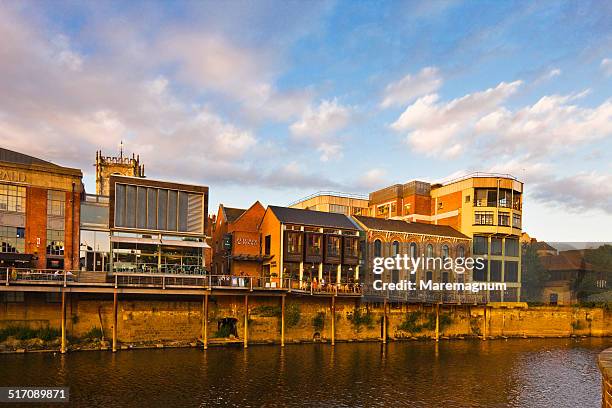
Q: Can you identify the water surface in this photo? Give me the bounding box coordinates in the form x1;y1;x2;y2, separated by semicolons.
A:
0;338;608;407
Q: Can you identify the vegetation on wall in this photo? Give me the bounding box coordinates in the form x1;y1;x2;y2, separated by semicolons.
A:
251;305;281;317
285;304;301;328
0;325;61;342
348;308;374;331
312;312;325;332
397;311;453;334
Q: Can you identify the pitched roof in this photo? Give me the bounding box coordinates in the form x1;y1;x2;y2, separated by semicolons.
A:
268;206;358;230
354;216;469;239
0;148;59;168
540;250;593;271
533;241;556;251
223;207;247;223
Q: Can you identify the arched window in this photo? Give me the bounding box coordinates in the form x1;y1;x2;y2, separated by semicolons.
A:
410;242;417;259
442;244;449;260
392;241;400;256
426;271;433;282
426;244;433;258
457;245;465;258
374;239;382;257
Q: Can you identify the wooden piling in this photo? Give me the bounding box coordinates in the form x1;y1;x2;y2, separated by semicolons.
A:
112;289;118;352
331;296;336;346
435;303;440;342
244;295;248;349
203;293;209;350
483;305;488;341
281;295;286;347
382;298;387;344
60;290;66;354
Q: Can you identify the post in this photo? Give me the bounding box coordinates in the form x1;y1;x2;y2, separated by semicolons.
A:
435;303;440;342
243;295;248;349
112;289;118;352
202;293;209;350
331;296;336;346
5;268;9;286
60;290;66;354
382;298;387;344
483;305;488;341
281;295;286;347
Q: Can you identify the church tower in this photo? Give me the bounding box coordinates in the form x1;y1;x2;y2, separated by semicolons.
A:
95;142;145;196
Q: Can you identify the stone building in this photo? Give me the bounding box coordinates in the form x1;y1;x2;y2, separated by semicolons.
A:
95;149;144;196
0;148;83;270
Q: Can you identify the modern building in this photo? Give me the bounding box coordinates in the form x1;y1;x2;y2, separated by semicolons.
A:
0;148;83;270
80;151;210;274
368;181;432;220
212;202;266;276
289;191;370;216
259;206;362;287
353;215;471;289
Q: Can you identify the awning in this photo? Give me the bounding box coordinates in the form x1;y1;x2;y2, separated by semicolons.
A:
110;236;161;245
110;235;211;249
0;253;34;262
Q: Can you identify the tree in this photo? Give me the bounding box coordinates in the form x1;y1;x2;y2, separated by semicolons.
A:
521;243;549;302
577;245;612;302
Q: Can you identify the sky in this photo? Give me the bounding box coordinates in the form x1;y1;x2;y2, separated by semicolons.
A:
1;0;611;241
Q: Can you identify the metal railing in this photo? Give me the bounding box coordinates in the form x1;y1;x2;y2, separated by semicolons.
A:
3;268;80;287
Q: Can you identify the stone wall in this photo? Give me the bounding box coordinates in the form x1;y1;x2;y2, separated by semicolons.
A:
599;348;612;408
0;292;610;346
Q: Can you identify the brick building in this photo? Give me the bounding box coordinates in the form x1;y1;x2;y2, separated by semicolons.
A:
212;202;266;276
0;148;83;270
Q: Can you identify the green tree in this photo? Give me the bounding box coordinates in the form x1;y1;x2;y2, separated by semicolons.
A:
521;243;549;302
577;245;612;302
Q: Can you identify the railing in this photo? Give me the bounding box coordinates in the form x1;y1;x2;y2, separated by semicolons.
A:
362;286;488;304
287;190;368;206
2;268;79;287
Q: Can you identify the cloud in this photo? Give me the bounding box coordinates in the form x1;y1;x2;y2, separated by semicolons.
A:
533;172;612;214
534;68;561;84
391;80;522;157
290;99;353;161
602;58;612;77
380;67;442;108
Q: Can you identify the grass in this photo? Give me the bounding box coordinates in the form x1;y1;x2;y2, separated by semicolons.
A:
0;325;61;342
83;327;104;340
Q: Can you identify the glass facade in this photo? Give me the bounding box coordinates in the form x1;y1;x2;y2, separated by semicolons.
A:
0;226;25;253
80;230;111;271
0;184;26;213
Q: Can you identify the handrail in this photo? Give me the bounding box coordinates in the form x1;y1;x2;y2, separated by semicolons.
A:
439;172;520;186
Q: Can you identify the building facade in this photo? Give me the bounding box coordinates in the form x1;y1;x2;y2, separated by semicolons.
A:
212;202;266;276
95;149;145;196
0;148;83;270
259;206;362;287
289;191;370;216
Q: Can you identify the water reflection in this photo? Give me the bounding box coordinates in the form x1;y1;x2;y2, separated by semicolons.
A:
0;338;607;407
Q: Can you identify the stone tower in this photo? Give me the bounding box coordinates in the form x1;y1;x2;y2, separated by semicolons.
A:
95;146;145;196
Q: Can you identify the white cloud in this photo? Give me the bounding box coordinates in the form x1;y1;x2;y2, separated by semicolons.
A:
380;67;442;108
602;58;612;77
290;99;352;161
391;80;522;157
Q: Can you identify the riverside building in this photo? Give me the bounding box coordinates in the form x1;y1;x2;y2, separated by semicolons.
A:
369;173;523;301
0;148;83;270
289;191;370;216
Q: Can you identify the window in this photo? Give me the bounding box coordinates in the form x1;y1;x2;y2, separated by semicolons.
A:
344;237;359;257
392;241;400;256
441;245;449;260
426;244;434;258
512;213;521;229
0;226;25;253
392;269;400;284
426;271;433;282
409;242;418;259
475;189;497;207
264;235;271;255
0;184;26;213
473;236;488;255
465;195;471;203
377;205;388;216
46;229;65;256
473;261;487;281
505;238;519;257
374;239;382;257
491;238;503;255
475;211;494;225
438;202;443;210
512;193;521;210
457;245;465;258
326;235;341;257
498;190;512;208
286;232;302;254
498;212;510;227
505;261;518;282
390;203;397;215
329;204;348;214
47;190;65;217
490;260;502;282
306;233;322;256
442;271;449;283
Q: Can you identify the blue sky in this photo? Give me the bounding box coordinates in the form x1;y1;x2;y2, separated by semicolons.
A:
1;0;611;241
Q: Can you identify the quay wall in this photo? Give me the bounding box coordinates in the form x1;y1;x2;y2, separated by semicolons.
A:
600;348;612;408
0;292;610;345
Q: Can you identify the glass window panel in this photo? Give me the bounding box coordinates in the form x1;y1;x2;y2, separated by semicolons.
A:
137;187;147;229
178;191;188;232
115;184;126;227
491;238;503;255
125;185;137;228
167;190;178;231
157;189;168;231
490;260;502;281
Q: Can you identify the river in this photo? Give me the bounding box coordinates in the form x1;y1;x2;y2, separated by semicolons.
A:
0;338;608;407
